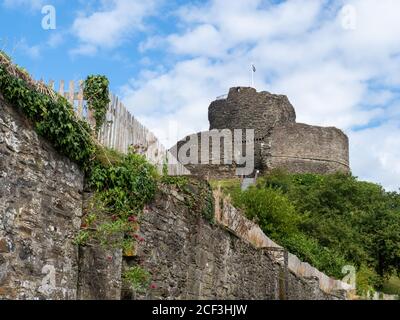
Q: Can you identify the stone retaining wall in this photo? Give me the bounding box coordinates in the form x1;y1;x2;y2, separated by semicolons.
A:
127;182;342;300
0;96;84;299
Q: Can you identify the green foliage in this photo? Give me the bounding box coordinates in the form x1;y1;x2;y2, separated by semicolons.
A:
161;174;189;190
88;150;158;213
202;183;215;224
162;175;215;224
382;276;400;296
95;218;135;249
73;230;91;246
232;186;301;238
356;265;380;297
83;75;110;132
0;65;96;170
0;54;157;273
227;184;346;278
95;146;125;166
209;179;241;195
217;170;400;289
274;171;400;282
123;266;151;293
81;149;158;253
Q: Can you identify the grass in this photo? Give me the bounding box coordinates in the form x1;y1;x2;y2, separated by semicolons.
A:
209;178;241;194
382;276;400;295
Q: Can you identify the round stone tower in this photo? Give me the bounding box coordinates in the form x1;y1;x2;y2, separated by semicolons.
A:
209;87;296;139
171;86;350;178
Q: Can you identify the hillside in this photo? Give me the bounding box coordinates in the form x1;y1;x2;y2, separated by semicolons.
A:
212;170;400;297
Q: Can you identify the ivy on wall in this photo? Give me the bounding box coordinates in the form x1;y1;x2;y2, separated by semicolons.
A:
83;75;110;132
0;57;96;170
0;51;216;294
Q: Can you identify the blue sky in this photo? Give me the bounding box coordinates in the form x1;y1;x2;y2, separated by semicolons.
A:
1;0;400;190
0;0;165;89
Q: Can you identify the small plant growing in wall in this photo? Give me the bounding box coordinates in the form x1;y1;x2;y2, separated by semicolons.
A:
160;175;215;224
123;266;152;293
75;147;158;254
73;230;90;246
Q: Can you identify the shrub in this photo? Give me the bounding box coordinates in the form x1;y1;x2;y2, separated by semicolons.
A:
216;169;400;287
231;186;301;238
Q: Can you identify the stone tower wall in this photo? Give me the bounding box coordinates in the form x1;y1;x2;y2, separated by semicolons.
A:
209;87;296;138
203;87;350;176
263;123;350;174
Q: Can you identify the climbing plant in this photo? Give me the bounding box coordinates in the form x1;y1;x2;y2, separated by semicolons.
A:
0;60;96;170
83;75;110;132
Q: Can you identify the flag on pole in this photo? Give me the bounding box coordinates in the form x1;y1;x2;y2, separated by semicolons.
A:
251;63;256;87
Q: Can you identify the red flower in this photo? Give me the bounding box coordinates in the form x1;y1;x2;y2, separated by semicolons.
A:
133;234;140;239
128;216;137;222
107;256;113;261
111;215;118;221
139;237;145;242
150;283;157;289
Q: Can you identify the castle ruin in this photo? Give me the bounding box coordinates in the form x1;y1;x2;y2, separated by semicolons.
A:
172;87;350;178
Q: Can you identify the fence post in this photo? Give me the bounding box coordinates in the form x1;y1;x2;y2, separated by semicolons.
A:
59;80;64;96
68;80;74;105
77;80;84;119
47;79;189;175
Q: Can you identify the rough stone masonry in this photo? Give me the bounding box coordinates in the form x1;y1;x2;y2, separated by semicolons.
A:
0;95;84;299
122;181;341;300
0;89;344;300
172;87;350;178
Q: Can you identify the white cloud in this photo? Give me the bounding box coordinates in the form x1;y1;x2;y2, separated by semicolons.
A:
138;36;165;53
167;24;226;58
350;122;400;191
121;0;400;190
15;38;41;59
175;0;323;45
71;0;158;54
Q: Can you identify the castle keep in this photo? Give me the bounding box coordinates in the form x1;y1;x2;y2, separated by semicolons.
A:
172;87;350;178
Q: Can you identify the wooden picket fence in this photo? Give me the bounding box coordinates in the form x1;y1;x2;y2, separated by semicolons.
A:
48;80;190;176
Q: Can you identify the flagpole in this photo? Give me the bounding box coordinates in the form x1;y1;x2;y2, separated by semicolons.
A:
251;63;254;87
